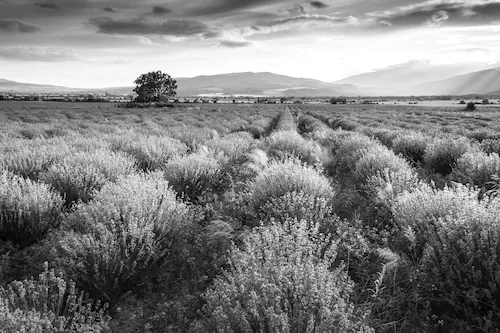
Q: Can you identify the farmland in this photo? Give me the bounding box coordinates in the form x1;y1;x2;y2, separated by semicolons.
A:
2;101;500;332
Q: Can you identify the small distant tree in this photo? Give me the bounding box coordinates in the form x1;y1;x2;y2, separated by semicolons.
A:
465;101;476;112
133;70;177;103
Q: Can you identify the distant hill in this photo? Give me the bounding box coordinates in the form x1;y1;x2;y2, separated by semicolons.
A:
175;72;358;97
0;72;358;97
486;90;500;96
410;67;500;95
0;78;78;93
336;61;488;88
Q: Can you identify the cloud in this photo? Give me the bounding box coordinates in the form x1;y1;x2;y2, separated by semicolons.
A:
263;13;358;29
309;1;328;9
34;1;61;10
426;10;449;26
0;46;79;62
0;19;41;33
185;0;286;17
288;4;306;15
151;6;172;16
369;0;500;28
89;17;211;36
103;7;116;13
218;40;253;48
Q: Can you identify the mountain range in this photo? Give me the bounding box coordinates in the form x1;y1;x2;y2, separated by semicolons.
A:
1;62;500;97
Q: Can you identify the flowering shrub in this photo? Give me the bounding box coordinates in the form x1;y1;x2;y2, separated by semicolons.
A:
423;136;472;175
58;173;190;304
0;138;72;180
354;145;413;186
360;127;401;148
201;219;373;332
265;130;324;165
203;131;255;161
258;191;333;226
392;183;481;233
40;149;136;205
163;151;227;203
0;262;108;332
248;159;333;210
392;131;431;164
481;139;500;155
328;133;378;178
0;171;63;247
388;184;500;330
452;151;500;189
167;127;219;150
113;135;188;171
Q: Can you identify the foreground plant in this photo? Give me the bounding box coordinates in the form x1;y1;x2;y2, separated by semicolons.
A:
0;170;63;247
58;173;190;304
0;262;108;333
200;219;373;333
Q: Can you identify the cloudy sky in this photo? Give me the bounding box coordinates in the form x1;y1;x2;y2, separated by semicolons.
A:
1;0;500;87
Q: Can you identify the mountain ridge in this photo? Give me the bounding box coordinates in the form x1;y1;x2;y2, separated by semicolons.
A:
1;67;499;97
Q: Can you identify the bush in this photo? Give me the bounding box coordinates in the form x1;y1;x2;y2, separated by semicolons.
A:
163;151;228;203
481;139;500;155
392;183;481;233
354;145;413;186
258;191;333;226
40;149;136;205
390;185;500;330
203;131;255;161
452;151;500;189
361;127;400;148
328;132;378;178
112;135;188;171
265;130;323;165
423;136;472;175
0;139;72;180
392;131;431;164
201;219;373;332
58;173;190;304
419;203;500;330
0;262;108;332
0;171;63;247
248;159;333;211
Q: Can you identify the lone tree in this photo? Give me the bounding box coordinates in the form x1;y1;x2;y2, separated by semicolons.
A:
465;101;476;112
133;70;177;103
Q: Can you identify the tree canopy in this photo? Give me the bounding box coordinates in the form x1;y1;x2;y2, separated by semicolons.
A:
133;70;177;103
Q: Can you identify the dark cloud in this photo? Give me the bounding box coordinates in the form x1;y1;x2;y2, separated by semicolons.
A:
34;1;61;10
0;46;78;62
202;31;221;39
152;6;172;16
185;0;285;17
309;1;328;9
370;0;500;28
103;7;116;13
89;17;211;36
218;40;253;48
288;4;305;15
0;19;41;33
264;13;357;27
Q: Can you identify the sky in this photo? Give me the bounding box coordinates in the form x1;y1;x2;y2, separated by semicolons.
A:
1;0;500;88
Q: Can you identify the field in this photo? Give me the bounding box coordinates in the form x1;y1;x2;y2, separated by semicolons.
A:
2;101;500;332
